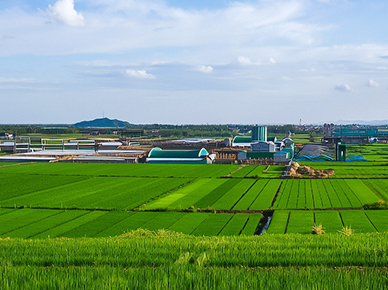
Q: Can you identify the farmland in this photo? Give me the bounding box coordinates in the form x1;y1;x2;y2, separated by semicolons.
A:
0;162;240;178
1;151;388;289
1;232;388;289
0;209;261;239
268;210;388;234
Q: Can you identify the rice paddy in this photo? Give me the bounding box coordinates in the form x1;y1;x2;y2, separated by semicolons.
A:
1;149;388;289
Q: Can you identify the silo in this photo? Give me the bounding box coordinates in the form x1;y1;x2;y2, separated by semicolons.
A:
252;126;260;142
259;126;267;142
252;126;267;142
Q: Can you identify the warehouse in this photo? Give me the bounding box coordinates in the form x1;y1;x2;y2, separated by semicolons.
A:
232;136;252;147
147;147;212;164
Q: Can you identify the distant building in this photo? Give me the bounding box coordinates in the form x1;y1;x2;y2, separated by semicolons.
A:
0;133;13;140
273;151;291;163
252;126;267;142
147;147;212;164
251;141;275;152
232;136;252;147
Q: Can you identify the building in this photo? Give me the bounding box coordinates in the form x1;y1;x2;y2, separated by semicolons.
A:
273;151;291;163
147;147;212;164
232;136;252;147
252;126;267;142
251;141;275;152
0;133;12;140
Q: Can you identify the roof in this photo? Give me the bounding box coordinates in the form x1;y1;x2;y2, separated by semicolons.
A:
274;151;288;155
232;136;252;144
148;147;209;158
147;158;208;164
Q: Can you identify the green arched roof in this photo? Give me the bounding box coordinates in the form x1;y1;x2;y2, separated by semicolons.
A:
148;147;209;158
232;136;252;144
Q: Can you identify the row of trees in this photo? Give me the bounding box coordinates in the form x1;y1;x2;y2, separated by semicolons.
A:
1;124;323;139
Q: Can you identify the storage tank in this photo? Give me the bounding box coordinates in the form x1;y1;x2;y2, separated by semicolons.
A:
252;126;267;142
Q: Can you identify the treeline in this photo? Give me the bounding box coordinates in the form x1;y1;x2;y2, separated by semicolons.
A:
0;124;323;138
146;125;232;138
0;125;78;135
0;124;233;138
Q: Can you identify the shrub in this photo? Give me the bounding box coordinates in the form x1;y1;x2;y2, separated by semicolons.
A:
338;226;354;236
312;223;325;235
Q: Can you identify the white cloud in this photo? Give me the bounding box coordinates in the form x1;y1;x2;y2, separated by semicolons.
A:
335;84;352;92
0;77;36;83
0;0;328;58
197;65;213;73
237;56;262;66
47;0;85;26
367;79;379;87
237;56;277;66
125;69;156;79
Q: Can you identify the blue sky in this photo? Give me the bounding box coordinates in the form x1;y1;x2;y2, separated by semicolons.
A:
0;0;388;124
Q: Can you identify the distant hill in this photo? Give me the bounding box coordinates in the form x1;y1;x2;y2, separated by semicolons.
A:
73;118;130;128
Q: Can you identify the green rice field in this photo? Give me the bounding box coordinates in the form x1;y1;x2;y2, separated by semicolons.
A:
1;232;388;289
268;210;388;234
0;209;261;239
1;153;388;289
0;162;239;178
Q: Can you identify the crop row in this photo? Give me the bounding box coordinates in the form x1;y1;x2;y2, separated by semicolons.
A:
0;176;191;210
2;230;388;290
3;225;388;268
246;165;284;178
0;209;262;239
0;174;91;202
1;265;387;290
273;179;381;209
0;162;239;178
266;210;388;234
305;164;388;178
144;178;283;210
363;179;388;201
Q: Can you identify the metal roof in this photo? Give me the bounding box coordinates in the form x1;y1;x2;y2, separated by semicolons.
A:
232;136;252;143
148;147;209;158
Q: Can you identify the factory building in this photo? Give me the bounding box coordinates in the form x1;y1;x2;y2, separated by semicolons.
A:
229;126;294;163
323;124;388;144
232;136;252;147
147;147;212;164
252;126;267;142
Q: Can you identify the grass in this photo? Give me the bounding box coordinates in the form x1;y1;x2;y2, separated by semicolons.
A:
1;232;388;289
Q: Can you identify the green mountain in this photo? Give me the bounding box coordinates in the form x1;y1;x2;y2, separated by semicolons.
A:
73;118;130;128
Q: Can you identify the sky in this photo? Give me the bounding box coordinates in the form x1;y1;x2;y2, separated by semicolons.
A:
0;0;388;125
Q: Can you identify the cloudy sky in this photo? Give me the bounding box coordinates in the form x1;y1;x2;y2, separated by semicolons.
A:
0;0;387;124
